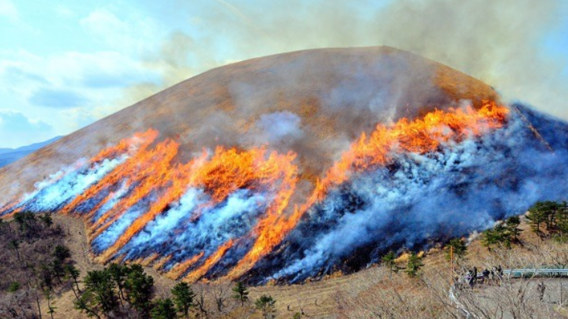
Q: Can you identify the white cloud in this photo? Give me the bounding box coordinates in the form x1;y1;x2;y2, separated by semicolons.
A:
80;7;163;56
0;48;160;140
46;51;160;88
1;49;159;100
0;4;169;146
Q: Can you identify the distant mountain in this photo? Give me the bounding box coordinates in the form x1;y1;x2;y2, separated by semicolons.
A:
0;136;61;168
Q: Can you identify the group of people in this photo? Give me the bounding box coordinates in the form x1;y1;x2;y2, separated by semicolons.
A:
453;266;549;302
454;265;504;290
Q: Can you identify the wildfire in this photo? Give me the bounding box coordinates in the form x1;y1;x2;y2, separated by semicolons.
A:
223;101;509;280
0;100;510;282
315;100;509;199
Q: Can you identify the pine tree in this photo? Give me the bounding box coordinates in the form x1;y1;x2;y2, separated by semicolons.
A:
65;264;81;296
171;282;195;318
444;238;467;262
9;239;21;262
53;245;71;262
124;264;155;315
557;201;568;241
108;263;127;302
481;227;500;248
405;252;424;278
150;298;177;319
51;258;66;284
75;269;119;318
527;201;560;233
481;223;515;248
44;288;57;319
381;251;398;274
505;216;522;243
255;295;276;319
232;281;249;306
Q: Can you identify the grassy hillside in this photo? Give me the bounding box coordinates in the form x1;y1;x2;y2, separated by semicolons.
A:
0;47;498;207
2;211;565;319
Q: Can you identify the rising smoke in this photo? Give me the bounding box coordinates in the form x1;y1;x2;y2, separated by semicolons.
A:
1;0;567;283
268;107;568;282
2;102;567;283
121;0;568;120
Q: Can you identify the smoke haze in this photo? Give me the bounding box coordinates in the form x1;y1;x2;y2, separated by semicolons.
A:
124;0;567;119
3;100;567;283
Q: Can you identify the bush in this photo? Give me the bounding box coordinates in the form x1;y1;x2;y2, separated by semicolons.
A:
382;251;399;273
40;214;53;227
527;200;568;240
151;298;176;319
7;282;20;292
481;216;522;249
405;252;423;278
444;238;467;262
255;295;276;319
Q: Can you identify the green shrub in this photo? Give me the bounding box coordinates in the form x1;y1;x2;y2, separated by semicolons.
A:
7;282;20;292
444;238;467;261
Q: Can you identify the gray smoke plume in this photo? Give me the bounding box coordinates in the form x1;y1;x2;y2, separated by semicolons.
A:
263;105;568;282
4;103;567;283
119;0;568;120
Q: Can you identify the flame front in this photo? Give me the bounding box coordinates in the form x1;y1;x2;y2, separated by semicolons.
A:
0;101;515;282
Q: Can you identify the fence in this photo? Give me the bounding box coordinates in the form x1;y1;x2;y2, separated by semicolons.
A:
504;268;568;278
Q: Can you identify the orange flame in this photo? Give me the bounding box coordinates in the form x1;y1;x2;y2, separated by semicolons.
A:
1;101;510;282
182;240;234;282
92;144;298;270
61;129;159;217
166;252;205;280
222;100;509;279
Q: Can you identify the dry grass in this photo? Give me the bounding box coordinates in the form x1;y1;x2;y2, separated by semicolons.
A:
1;47;517;318
0;47;498;209
33;214;567;319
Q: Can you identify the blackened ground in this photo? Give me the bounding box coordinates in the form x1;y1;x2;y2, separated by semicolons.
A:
244;104;568;285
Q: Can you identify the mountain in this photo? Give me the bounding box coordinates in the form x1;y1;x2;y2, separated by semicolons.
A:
0;47;498;203
0;136;61;168
0;47;566;284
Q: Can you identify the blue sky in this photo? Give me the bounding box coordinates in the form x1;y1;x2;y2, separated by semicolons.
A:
0;0;567;148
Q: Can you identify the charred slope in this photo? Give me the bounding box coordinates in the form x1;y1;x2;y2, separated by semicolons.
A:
248;104;568;283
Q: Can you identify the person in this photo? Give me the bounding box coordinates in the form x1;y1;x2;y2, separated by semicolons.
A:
466;271;474;290
482;268;490;285
496;265;503;285
473;267;478;285
537;281;546;301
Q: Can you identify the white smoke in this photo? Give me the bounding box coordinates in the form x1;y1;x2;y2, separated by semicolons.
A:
271;110;568;282
91;182;131;222
92;204;147;253
16;156;128;212
4;103;568;283
121;188;272;271
252;111;304;149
